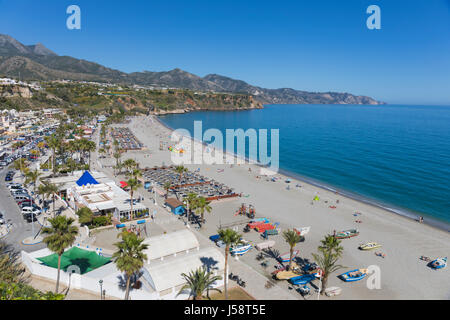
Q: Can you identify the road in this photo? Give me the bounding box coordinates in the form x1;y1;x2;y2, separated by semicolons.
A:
0;167;45;253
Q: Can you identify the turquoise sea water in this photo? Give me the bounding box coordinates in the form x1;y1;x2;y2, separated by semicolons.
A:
158;104;450;229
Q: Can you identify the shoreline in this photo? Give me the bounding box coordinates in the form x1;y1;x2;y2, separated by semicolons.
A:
156;114;450;233
123;115;450;299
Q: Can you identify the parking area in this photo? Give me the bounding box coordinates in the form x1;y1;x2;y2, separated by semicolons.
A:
0;168;46;252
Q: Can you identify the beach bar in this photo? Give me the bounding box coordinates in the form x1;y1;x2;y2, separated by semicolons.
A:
164;198;186;215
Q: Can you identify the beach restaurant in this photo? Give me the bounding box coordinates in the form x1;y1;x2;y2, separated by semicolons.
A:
67;171;147;219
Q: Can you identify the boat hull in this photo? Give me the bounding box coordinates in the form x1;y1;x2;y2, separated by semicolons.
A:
279;250;299;263
339;269;368;282
230;245;252;256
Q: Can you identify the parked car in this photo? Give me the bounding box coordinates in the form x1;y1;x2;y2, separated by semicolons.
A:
17;199;36;206
21;206;41;217
5;174;13;181
12;190;29;196
14;195;30;202
24;212;39;223
8;184;23;191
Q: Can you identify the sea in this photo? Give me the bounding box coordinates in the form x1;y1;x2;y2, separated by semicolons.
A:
158;104;450;231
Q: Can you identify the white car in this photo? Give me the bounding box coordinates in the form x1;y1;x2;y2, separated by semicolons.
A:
21;206;41;216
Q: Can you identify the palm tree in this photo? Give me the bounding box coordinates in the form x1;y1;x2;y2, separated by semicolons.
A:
13;158;29;177
0;241;27;285
126;178;142;221
185;192;198;221
123;159;138;175
127;168;142;181
98;147;106;159
177;266;222;300
113;151;122;176
195;196;212;227
25;169;42;196
41;216;79;293
282;229;303;271
320;234;344;256
83;140;97;170
163;182;172;199
38;184;49;209
218;228;241;300
42;182;59;217
45;134;61;175
112;231;148;300
65;158;78;175
174;165;188;186
312;234;345;294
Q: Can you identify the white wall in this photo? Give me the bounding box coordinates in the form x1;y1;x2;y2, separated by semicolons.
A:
21;250;160;300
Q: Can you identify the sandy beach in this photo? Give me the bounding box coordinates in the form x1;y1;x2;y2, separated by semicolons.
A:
106;115;449;300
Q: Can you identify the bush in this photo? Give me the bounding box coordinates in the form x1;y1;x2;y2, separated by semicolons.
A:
91;215;111;228
76;207;93;225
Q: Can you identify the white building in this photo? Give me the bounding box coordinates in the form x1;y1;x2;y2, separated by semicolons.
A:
67;180;147;219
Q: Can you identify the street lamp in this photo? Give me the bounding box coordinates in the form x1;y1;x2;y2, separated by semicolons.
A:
99;279;103;300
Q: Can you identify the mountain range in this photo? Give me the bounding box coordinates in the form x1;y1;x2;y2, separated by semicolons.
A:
0;34;385;105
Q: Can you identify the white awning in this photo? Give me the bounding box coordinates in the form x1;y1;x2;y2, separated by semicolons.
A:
143;229;199;262
145;247;224;292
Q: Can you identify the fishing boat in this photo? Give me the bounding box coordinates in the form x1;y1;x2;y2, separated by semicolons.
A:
279;250;299;263
359;242;382;250
230;244;252;256
289;274;317;286
325;286;342;297
338;269;368;282
275;270;300;280
335;229;359;239
429;257;447;270
271;262;298;275
250;217;269;222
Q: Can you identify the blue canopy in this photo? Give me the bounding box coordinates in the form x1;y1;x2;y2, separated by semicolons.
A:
76;171;99;187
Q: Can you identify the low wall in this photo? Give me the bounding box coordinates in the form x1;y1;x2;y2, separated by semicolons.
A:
21;249;159;300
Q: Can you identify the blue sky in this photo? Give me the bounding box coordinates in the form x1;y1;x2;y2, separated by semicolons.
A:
0;0;449;105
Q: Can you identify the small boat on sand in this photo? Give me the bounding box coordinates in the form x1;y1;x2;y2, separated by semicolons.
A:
289;274;317;286
429;257;447;270
325;286;342;297
230;244;252;256
279;250;299;263
271;262;299;275
338;269;368;282
359;242;382;250
275;270;300;280
335;229;359;239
